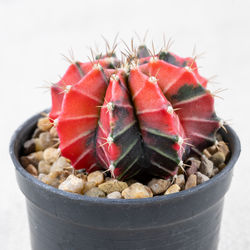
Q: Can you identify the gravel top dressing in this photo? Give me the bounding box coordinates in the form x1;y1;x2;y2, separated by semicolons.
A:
20;115;230;199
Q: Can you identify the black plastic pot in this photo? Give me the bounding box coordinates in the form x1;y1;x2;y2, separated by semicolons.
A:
10;111;241;250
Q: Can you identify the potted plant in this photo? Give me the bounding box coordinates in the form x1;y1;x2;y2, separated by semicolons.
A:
10;40;241;250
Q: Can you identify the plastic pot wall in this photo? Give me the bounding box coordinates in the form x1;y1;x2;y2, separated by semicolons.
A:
10;111;241;250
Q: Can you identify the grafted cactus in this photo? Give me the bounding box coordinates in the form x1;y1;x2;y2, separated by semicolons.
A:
49;41;221;180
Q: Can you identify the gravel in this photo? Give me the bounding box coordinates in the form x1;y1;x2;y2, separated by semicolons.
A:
174;174;185;189
19;114;230;199
50;156;71;173
210;152;226;167
98;180;128;194
58;175;84;194
147;178;171;195
43;147;60;164
164;184;181;195
186;157;201;176
38;160;51;174
107;191;122;199
37;117;53;132
84;187;106;198
122;183;153;199
87;171;104;186
196;172;210;184
25;164;38;176
200;156;214;177
185;174;197;190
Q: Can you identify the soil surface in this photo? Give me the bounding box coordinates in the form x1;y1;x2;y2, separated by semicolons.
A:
20;115;230;199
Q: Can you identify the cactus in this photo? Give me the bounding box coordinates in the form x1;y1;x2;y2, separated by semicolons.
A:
50;41;221;180
96;70;143;179
49;56;119;121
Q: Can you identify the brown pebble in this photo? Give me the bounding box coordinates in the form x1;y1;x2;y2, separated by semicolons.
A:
186;157;201;176
37;117;53;131
38;160;51;174
202;149;212;159
210;152;225;167
147;178;171;195
49;126;58;138
175;174;185;189
20;151;44;168
196;172;209;184
30;151;44;165
185;174;197;190
207;145;217;155
99;180;128;194
32;128;42;138
34;138;42;151
87;171;104;186
164;184;181;195
122;183;153;199
35;132;54;151
200;156;214;177
217;141;230;158
26;164;38;176
20;156;30;168
107;191;122;199
82;181;96;193
84;187;106;198
23;139;36;155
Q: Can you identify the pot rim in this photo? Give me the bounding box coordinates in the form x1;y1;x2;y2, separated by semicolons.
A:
9;110;241;205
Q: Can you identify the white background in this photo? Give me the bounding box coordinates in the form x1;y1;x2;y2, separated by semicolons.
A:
0;0;249;249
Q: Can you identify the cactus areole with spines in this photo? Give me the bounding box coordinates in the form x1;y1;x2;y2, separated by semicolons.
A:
49;42;221;180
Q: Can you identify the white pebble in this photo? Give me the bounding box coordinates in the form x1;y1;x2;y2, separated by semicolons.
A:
107;191;122;199
87;171;104;186
38;160;51;174
36;132;54;151
37;117;53;131
40;172;60;187
43;147;60;164
50;156;71;173
122;183;153;199
58;175;85;194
